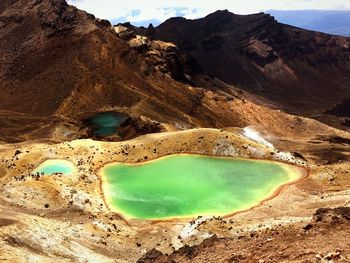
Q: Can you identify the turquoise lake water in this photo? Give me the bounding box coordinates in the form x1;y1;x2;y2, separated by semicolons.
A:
33;160;75;175
100;155;304;220
87;112;127;136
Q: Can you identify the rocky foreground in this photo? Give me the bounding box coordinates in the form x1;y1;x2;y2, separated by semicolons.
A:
0;128;350;262
139;207;350;263
1;0;350;262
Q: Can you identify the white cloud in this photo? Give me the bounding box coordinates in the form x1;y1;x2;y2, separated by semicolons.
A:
67;0;350;24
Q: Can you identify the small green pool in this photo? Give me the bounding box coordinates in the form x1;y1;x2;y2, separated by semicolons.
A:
33;159;76;175
100;155;305;220
87;112;127;136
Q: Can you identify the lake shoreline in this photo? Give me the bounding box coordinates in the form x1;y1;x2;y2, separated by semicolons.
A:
98;153;308;222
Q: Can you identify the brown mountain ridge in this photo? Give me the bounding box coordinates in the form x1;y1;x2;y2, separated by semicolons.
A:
137;10;350;124
0;0;349;143
1;1;350;262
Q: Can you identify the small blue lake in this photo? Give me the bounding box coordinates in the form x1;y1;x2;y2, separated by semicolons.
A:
87;112;127;137
33;160;76;175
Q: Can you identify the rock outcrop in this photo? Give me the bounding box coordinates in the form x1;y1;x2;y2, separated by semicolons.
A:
140;10;350;128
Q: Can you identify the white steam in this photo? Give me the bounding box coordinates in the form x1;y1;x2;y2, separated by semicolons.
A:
242;127;274;149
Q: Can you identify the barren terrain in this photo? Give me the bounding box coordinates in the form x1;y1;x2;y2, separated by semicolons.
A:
0;0;350;262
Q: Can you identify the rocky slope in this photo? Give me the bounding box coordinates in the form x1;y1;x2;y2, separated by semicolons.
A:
1;1;350;143
139;10;350;128
1;1;350;262
0;0;207;141
138;207;350;263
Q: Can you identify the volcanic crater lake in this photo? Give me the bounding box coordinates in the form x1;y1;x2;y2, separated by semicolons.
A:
100;155;305;220
33;159;76;175
87;112;127;137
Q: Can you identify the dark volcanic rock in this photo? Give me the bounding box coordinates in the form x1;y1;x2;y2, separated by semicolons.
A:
137;249;164;263
314;207;350;223
118;116;163;141
141;10;350;123
326;99;350;117
342;119;350;127
318;135;350;145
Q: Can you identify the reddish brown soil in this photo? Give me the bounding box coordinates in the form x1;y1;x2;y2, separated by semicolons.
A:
139;10;350;129
1;1;350;143
138;207;350;263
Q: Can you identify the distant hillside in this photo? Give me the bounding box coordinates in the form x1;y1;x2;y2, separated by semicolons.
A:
267;10;350;36
142;10;350;120
1;1;350;142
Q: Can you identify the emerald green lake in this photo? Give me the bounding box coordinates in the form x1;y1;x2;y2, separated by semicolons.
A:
33;160;76;175
100;155;304;220
87;112;127;136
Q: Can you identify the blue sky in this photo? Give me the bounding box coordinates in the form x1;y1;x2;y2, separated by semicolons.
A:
68;0;350;26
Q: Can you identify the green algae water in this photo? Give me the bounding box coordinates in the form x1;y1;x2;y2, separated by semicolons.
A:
33;160;76;175
87;112;127;136
100;155;305;220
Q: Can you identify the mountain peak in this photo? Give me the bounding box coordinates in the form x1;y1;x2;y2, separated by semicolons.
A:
206;9;231;16
145;9;350;120
203;9;273;21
